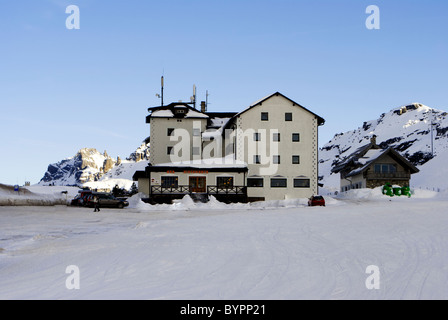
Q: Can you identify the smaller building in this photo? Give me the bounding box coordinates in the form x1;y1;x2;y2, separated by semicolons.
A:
331;136;420;192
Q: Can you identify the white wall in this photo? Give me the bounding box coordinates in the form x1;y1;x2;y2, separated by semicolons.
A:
236;94;320;200
150;117;207;165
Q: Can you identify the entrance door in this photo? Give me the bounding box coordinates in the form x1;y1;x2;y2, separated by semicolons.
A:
189;177;207;193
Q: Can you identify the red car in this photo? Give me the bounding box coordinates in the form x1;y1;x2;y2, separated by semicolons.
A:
308;195;325;207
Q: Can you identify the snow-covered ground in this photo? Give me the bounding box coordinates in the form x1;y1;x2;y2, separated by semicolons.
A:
1;188;448;300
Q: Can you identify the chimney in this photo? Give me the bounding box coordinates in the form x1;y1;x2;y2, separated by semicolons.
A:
201;101;206;113
371;135;377;146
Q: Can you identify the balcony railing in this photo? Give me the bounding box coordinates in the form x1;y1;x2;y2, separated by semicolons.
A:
207;186;247;195
151;185;247;195
366;172;411;180
151;185;191;195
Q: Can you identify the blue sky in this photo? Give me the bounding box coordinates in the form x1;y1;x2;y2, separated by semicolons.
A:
0;0;447;185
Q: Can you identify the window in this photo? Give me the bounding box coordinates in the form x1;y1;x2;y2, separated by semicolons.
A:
285;113;293;121
374;164;397;173
254;132;261;141
271;178;287;188
175;108;186;114
273;155;280;164
254;155;261;164
217;177;234;188
167;146;173;155
247;178;264;188
292;133;300;142
193;128;201;136
273;133;280;142
162;176;178;188
292;155;300;164
167;128;174;136
192;147;201;156
294;179;310;188
261;112;269;121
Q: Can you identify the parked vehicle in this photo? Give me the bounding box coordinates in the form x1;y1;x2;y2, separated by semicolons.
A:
70;190;92;206
85;192;129;209
308;195;325;207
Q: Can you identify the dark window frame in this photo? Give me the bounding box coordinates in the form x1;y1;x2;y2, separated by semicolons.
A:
294;179;310;188
261;112;269;121
292;155;300;164
217;176;234;188
161;176;179;188
273;155;280;164
285;113;293;121
247;178;264;188
292;133;300;142
273;133;281;142
271;178;287;188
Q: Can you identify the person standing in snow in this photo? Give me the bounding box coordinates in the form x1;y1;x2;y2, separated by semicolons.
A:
93;196;100;212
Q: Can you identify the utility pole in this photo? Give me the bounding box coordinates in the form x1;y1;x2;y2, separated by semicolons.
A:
430;108;434;157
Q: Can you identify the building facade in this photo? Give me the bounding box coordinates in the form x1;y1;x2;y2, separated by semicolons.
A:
331;137;420;192
133;92;325;203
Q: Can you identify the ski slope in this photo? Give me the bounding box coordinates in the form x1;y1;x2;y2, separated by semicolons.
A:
1;190;448;300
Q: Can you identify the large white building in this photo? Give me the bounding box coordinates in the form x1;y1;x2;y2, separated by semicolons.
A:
133;92;325;203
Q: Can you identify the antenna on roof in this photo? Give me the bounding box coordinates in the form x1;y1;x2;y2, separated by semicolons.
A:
156;76;164;106
191;84;197;109
206;90;210;111
161;76;164;107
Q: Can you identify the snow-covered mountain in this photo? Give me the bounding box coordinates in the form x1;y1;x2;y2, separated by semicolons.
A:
39;143;150;190
319;103;448;191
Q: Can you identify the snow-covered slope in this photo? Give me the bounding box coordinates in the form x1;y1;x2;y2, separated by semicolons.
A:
1;191;448;300
83;160;149;191
319;103;448;191
38;143;150;190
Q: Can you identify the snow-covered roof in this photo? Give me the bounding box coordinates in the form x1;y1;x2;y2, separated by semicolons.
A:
345;149;388;177
357;149;385;165
202;118;232;140
149;103;209;119
336;145;419;178
235;92;325;126
209;117;231;128
150;109;174;117
184;109;209;119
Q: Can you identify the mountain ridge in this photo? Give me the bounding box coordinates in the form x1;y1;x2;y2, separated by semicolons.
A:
39;143;150;190
319;103;448;192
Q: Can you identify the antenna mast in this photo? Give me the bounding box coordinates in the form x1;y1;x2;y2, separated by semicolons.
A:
193;84;197;109
161;76;164;107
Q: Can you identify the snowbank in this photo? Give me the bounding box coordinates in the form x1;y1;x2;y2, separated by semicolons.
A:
0;184;79;206
127;193;344;212
335;187;440;201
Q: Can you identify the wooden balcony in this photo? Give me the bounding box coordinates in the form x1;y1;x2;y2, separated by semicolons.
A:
366;172;411;180
151;185;191;195
150;185;248;204
207;186;247;195
151;185;247;195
